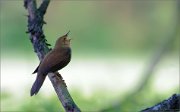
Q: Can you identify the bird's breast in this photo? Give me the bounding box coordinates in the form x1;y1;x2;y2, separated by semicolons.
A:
38;47;71;75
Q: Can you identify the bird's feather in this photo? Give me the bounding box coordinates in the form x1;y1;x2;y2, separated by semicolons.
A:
38;48;71;75
30;73;46;96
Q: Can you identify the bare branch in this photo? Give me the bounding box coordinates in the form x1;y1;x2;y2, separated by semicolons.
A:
38;0;50;17
49;73;81;112
141;94;180;112
24;0;81;111
24;0;37;20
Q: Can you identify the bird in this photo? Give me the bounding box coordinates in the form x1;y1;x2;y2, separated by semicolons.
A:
30;32;71;96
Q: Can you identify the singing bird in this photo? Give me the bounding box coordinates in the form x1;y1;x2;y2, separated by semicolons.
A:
31;32;71;96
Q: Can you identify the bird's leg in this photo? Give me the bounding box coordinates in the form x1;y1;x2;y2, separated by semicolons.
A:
50;72;62;79
55;72;62;79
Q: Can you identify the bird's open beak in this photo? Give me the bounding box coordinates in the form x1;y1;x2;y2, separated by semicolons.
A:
65;37;71;41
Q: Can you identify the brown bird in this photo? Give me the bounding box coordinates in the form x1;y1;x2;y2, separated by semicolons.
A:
31;32;71;96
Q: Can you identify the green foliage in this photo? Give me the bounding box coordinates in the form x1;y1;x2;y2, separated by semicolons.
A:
1;1;179;57
1;86;179;112
20;95;63;112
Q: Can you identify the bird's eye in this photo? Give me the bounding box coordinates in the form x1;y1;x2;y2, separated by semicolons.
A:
64;38;66;41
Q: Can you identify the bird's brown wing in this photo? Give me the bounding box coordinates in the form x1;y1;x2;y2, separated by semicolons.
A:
38;48;71;75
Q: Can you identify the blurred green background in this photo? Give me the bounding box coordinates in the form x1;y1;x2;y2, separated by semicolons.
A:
1;1;179;112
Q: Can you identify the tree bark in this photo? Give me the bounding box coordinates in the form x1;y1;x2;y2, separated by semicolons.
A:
141;94;180;112
24;0;81;111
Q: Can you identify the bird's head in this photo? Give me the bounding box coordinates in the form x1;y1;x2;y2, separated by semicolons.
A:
55;31;71;48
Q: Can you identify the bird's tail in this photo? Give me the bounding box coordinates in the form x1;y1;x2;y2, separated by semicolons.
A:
30;74;46;96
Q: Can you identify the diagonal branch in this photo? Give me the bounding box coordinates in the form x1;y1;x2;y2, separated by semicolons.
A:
141;94;180;112
24;0;81;111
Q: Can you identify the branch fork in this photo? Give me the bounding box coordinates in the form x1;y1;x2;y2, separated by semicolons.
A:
24;0;80;111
